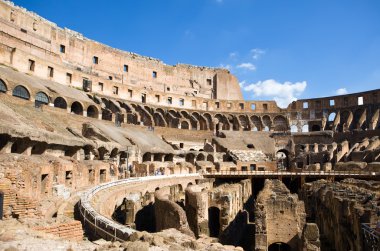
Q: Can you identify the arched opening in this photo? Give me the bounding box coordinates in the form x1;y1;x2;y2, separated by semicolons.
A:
102;109;113;121
135;202;156;232
268;242;292;251
250;115;262;131
239;115;250;131
196;154;205;161
208;207;220;237
143;152;152;162
276;150;290;170
302;124;309;132
290;125;298;133
31;142;47;155
311;125;321;131
54;97;67;109
12;85;30;100
35;91;49;106
11;139;29;154
273;115;288;131
262;115;272;130
164;154;173;162
186;153;195;164
328;112;336;122
87;105;99;118
206;154;214;162
153;113;166;127
0;79;7;93
70;101;83;115
180;121;189;130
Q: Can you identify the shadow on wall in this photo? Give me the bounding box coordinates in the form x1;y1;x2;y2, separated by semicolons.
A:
219;210;255;251
135;203;156;232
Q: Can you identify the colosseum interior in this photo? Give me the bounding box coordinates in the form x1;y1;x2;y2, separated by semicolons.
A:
0;1;379;251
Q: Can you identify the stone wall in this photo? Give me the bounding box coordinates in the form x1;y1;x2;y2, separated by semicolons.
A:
33;220;84;241
254;179;312;251
300;179;380;251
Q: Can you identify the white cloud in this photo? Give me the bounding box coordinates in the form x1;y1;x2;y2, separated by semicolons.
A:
250;48;265;60
239;80;246;88
243;79;307;108
229;52;238;59
236;63;256;71
335;88;348;95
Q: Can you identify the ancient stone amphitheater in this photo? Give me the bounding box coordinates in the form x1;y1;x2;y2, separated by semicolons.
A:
0;1;379;251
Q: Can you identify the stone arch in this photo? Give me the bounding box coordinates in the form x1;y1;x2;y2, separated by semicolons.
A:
110;148;119;158
268;243;291;251
153;112;166;127
101;98;121;113
215;114;230;130
164;154;173;162
250;115;262;131
87;105;99;118
98;147;109;160
290;124;298;133
35;91;50;105
196;153;205;161
135;105;153;127
238;115;250;131
167;110;180;128
71;101;83;115
193;112;208;130
12;85;30;100
102;108;113;121
180;120;190;130
351;108;366;130
203;113;213;130
11;138;30;154
185;153;195;164
53;97;67;109
0;79;7;93
328;112;336;122
338;110;351;132
302;124;309;132
143;152;152;162
262;115;272;130
228;114;240;131
276;149;290;170
206;154;214;162
273;115;288;131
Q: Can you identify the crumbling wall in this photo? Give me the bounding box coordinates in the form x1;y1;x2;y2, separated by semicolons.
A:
300;179;380;251
154;189;194;237
254;179;308;251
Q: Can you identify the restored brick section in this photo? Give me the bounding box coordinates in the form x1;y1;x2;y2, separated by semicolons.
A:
33;220;84;241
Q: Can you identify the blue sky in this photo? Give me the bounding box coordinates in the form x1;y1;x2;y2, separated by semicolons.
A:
13;0;380;107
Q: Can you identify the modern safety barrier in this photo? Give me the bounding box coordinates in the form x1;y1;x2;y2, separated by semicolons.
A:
78;174;200;241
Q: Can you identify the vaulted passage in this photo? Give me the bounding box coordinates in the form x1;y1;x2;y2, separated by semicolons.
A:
135;203;156;232
208;207;220;237
268;243;292;251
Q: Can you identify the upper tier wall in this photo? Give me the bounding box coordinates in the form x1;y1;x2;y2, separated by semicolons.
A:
0;0;242;103
0;0;379;117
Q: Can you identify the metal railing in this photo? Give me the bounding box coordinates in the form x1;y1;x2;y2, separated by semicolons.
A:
202;169;379;177
361;223;380;251
78;174;200;241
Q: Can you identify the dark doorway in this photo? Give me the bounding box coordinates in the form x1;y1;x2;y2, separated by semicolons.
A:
208;207;220;237
135;203;156;232
268;242;292;251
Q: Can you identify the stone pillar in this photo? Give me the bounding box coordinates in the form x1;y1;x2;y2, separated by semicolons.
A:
0;141;12;154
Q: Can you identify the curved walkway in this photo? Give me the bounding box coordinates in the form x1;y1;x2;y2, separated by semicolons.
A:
78;174;200;241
